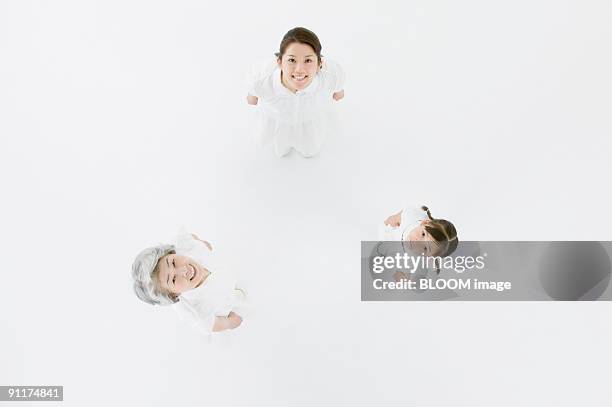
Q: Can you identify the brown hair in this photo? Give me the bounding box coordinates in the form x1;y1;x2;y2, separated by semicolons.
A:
421;205;458;257
275;27;323;64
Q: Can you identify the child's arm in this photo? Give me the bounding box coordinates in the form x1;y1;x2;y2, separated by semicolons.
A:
384;210;403;227
212;311;243;332
247;95;258;105
333;90;344;101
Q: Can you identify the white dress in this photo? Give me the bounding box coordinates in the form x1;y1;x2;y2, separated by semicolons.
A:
172;232;245;336
247;59;345;157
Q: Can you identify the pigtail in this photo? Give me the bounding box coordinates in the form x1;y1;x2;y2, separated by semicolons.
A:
421;205;459;258
421;205;434;220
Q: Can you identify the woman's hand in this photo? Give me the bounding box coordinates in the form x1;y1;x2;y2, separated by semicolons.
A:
212;312;243;332
333;90;344;101
247;95;258;105
384;211;403;227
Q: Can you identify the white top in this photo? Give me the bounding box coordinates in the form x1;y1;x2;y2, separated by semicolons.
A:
172;232;242;336
247;59;345;156
377;206;438;280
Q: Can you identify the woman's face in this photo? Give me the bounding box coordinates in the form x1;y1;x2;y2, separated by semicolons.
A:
155;253;207;297
405;220;442;256
278;42;320;92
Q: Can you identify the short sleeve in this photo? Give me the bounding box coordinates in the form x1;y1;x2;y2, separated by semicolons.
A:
400;206;428;229
321;59;345;93
246;59;277;97
247;71;262;97
175;230;212;269
173;299;216;336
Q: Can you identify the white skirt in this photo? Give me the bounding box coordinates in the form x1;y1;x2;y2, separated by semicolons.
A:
254;108;338;157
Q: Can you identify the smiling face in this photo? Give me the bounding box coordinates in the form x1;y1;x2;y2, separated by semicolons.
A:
277;42;321;92
405;220;443;256
154;253;208;298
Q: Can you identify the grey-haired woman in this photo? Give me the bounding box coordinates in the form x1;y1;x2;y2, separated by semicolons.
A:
131;232;244;334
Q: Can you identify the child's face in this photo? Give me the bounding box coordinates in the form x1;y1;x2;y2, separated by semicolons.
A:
277;42;320;91
156;253;207;296
406;220;442;256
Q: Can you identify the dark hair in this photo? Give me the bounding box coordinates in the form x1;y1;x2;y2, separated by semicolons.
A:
275;27;322;63
421;205;458;257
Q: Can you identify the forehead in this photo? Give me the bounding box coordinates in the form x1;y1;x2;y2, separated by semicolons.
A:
283;42;315;56
155;254;172;284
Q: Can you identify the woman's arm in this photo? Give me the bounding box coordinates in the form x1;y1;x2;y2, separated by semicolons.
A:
190;233;212;251
247;95;258;105
333;90;344;101
212;312;243;332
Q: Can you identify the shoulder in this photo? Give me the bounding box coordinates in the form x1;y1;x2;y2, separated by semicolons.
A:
173;297;216;335
400;206;428;226
172;297;195;319
248;59;278;95
175;230;213;266
176;230;209;252
319;59;345;91
321;59;343;75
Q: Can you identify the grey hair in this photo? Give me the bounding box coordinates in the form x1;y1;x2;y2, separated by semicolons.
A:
131;244;177;306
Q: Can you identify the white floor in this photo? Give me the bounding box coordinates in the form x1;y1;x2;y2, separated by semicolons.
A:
1;1;612;406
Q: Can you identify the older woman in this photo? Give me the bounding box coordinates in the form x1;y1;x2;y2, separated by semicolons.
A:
131;232;244;334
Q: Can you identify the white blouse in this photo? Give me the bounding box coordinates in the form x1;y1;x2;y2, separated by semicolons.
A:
172;232;243;336
247;59;345;157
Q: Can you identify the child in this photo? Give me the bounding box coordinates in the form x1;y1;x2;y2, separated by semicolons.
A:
246;27;345;157
379;205;458;280
131;231;245;335
381;205;458;257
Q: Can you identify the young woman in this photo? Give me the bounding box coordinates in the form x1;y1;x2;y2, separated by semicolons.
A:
247;27;345;157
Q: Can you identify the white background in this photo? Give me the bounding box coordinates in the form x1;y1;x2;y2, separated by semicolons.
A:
1;0;611;405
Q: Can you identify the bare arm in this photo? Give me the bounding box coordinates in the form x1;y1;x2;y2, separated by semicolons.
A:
247;95;258;105
333;90;344;101
191;233;212;251
212;312;243;332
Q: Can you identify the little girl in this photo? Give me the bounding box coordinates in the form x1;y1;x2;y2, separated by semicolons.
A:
246;27;345;157
131;231;245;335
381;205;459;257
